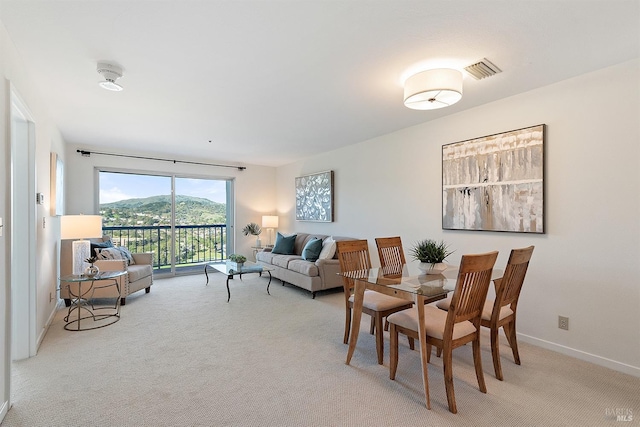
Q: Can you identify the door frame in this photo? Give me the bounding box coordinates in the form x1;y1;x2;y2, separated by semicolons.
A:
9;84;38;361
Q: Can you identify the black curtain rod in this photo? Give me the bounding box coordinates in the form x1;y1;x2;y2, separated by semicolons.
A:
77;149;246;170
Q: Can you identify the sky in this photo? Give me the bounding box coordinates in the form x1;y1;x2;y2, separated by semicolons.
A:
99;172;227;204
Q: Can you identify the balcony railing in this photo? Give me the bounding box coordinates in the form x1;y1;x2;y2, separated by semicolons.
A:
102;225;227;272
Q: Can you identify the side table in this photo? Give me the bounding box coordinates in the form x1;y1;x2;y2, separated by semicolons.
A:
59;271;126;331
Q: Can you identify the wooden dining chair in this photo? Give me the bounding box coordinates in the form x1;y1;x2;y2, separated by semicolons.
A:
336;240;414;365
436;246;534;380
375;236;406;269
388;251;498;413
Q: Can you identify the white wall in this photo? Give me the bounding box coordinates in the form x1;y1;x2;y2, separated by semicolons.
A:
276;59;640;376
64;144;277;261
1;17;66;419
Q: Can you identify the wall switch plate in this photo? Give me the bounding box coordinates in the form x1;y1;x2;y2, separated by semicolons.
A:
36;193;44;204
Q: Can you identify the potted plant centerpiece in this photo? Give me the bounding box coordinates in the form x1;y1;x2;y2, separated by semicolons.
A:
242;222;263;247
227;253;247;271
410;239;454;275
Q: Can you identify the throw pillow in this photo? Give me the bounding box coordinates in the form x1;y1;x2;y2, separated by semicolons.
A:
301;238;323;262
271;232;297;255
96;247;127;262
116;246;135;265
318;237;337;259
91;240;114;257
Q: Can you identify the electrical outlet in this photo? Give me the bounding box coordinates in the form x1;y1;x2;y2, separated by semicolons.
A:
558;316;569;330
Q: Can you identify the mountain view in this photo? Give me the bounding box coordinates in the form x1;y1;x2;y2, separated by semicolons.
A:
100;195;226;226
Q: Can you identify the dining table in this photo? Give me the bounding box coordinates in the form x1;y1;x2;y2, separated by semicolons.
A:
339;263;501;409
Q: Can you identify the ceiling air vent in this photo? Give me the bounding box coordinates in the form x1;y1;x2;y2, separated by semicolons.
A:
464;58;502;80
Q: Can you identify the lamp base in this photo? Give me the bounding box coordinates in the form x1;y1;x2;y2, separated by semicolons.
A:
72;239;91;276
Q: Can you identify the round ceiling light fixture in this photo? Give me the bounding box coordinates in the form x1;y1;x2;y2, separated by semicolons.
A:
403;68;462;110
97;62;124;91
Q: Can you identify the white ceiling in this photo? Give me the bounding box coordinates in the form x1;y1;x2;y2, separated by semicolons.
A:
2;1;639;167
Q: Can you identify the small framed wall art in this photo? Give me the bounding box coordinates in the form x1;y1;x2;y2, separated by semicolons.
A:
442;124;545;233
295;170;334;222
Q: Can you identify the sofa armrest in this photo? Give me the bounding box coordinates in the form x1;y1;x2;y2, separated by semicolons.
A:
94;259;127;272
315;258;343;289
132;252;153;265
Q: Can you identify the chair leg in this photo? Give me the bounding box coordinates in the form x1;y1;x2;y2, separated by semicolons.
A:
436;347;442;358
384;319;389;331
369;316;375;335
343;307;351;344
120;297;126;306
505;320;521;365
426;344;432;363
473;337;487;394
408;337;415;350
375;314;384;365
490;326;504;381
390;323;399;380
442;344;457;414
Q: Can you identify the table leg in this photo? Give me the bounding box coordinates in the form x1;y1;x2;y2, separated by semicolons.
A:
266;271;272;295
416;295;431;409
226;275;232;302
346;279;365;365
205;264;210;285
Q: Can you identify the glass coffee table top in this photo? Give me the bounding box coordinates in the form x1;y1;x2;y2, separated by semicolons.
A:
204;261;274;302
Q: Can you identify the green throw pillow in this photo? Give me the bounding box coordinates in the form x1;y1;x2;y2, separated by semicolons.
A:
301;238;323;262
272;232;297;255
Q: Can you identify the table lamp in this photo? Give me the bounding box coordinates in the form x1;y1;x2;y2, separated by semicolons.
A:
61;215;103;275
261;215;279;247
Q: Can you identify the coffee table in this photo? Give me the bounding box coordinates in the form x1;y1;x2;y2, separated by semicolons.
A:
205;261;273;302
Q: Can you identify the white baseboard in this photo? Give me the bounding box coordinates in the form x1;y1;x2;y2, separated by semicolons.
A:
0;399;8;422
518;333;640;378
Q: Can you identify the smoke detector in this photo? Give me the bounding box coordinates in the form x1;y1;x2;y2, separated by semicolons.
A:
97;62;123;91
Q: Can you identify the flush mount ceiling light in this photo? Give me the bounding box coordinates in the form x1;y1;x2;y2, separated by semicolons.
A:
403;68;463;110
97;62;123;91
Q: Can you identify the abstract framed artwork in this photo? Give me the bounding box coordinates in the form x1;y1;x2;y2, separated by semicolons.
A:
442;124;545;233
50;152;64;216
295;170;334;222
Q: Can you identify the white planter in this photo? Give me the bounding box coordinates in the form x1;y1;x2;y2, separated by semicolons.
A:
226;261;244;271
417;262;448;275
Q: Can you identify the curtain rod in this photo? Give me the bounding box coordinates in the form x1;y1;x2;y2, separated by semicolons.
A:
76;149;247;171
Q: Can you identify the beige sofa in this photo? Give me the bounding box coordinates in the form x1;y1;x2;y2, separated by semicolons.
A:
256;233;355;298
60;236;154;306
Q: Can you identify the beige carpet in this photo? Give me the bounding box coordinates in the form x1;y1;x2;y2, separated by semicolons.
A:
3;273;639;427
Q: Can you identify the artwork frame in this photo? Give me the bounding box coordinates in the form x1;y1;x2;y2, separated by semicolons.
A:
50;152;64;216
442;124;545;233
295;170;334;222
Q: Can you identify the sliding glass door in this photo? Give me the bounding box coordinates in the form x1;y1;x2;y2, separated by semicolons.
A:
98;170;232;275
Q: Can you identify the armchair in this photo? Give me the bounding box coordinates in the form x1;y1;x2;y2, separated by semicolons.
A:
60;236;153;306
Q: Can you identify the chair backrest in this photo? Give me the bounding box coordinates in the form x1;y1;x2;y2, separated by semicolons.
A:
336;240;372;298
446;251;499;328
375;236;406;269
495;246;534;311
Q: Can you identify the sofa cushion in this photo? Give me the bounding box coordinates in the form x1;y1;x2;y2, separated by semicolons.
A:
271;254;302;269
287;259;319;277
302;238;323;261
272;232;297;254
319;237;336;260
127;264;153;282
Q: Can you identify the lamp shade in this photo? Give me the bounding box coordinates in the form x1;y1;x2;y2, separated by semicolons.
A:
60;215;103;240
262;215;279;229
403;68;463;110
